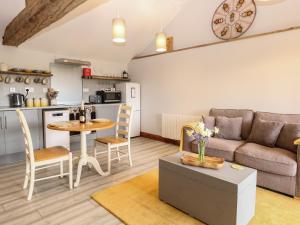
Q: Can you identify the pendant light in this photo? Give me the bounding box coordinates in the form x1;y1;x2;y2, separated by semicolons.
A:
155;31;167;52
112;10;126;43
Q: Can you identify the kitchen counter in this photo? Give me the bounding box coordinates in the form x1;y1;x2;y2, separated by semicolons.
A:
0;103;122;111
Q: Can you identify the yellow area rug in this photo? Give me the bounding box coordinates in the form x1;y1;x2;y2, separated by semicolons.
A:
92;169;300;225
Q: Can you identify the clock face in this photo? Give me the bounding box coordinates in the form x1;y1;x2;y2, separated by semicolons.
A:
212;0;256;40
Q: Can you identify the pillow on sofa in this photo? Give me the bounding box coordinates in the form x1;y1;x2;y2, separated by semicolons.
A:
276;123;300;153
202;116;215;130
215;116;243;141
247;119;284;147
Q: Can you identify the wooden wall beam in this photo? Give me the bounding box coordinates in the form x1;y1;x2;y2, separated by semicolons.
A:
133;25;300;60
25;0;35;6
3;0;88;46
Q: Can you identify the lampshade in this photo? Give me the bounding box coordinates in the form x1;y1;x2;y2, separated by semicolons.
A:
155;32;167;52
112;18;126;43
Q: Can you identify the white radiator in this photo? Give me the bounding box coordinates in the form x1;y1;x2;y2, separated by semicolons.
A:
162;114;201;140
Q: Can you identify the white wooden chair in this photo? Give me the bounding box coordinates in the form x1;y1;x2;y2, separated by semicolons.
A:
93;104;133;174
16;109;73;200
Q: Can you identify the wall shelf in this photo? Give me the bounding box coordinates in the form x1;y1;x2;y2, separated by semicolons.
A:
82;75;130;82
0;70;53;77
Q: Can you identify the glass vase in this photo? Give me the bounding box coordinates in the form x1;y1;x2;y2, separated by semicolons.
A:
198;141;206;163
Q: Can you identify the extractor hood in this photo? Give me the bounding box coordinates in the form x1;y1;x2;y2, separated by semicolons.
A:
55;58;91;66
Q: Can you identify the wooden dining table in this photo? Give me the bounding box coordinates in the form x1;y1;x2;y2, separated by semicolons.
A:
47;120;116;187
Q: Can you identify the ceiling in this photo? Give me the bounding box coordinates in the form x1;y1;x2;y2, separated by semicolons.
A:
0;0;25;38
0;0;299;63
141;0;300;55
0;0;188;63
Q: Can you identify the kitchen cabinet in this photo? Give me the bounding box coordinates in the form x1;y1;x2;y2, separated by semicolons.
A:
0;113;5;156
1;110;40;155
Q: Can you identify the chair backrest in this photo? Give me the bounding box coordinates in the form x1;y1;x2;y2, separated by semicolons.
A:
16;109;35;163
116;104;133;140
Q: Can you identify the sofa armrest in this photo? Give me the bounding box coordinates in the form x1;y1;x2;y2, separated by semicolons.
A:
181;127;195;152
295;139;300;196
294;138;300;146
294;138;300;163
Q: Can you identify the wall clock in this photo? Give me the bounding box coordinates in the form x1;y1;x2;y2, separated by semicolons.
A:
212;0;257;40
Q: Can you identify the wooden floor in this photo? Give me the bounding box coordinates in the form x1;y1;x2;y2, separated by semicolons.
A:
0;137;178;225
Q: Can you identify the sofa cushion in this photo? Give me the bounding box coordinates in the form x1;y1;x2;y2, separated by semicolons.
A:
192;138;245;162
215;116;243;141
235;143;297;177
255;111;300;124
209;108;254;140
247;119;284;147
202;116;215;130
276;123;300;153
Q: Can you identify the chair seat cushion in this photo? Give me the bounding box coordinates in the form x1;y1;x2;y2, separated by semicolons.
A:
96;136;128;145
235;143;297;176
34;146;69;162
192;137;245;162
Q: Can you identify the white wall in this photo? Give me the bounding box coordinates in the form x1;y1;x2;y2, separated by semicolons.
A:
128;29;300;136
0;44;127;105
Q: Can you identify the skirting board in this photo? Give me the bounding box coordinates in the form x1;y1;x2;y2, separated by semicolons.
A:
140;132;180;146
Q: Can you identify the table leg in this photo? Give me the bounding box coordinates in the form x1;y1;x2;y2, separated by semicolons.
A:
74;131;108;187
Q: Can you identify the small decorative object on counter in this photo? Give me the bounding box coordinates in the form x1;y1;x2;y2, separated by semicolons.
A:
26;98;34;108
47;88;59;106
40;98;48;107
79;101;86;123
122;70;129;79
33;98;41;107
186;121;219;163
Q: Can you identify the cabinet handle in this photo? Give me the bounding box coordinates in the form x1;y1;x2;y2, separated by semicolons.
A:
5;116;7;130
0;117;2;130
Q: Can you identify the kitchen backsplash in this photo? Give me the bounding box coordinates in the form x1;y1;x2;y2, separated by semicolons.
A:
82;79;123;103
0;72;125;106
0;74;51;106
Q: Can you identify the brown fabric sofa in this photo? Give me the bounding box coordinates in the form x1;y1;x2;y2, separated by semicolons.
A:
182;108;300;197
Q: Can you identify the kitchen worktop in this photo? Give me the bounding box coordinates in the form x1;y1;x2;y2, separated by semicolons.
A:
0;103;122;111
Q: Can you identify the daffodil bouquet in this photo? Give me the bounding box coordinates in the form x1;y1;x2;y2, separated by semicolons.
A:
186;122;219;162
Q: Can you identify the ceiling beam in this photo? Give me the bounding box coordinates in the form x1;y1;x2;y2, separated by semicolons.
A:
3;0;88;47
25;0;35;6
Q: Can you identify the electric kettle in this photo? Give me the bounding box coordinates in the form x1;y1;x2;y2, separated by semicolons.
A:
9;93;25;107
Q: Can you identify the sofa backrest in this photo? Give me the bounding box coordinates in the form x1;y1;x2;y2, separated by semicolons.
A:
209;108;254;140
255;111;300;124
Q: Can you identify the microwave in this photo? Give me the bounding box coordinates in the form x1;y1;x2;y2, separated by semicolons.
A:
96;90;122;104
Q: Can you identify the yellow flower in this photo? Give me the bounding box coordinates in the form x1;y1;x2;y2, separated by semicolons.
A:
186;130;194;137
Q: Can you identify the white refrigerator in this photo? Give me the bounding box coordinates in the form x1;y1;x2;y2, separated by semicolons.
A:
116;82;141;137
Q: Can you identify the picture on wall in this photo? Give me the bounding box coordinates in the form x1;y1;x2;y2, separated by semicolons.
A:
212;0;257;40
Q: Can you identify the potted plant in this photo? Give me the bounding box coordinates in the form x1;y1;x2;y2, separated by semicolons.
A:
186;122;219;163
